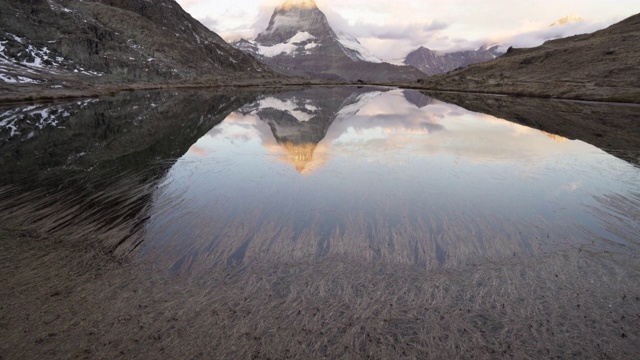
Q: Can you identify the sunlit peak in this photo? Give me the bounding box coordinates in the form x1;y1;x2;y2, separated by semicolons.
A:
549;14;584;27
278;0;317;11
280;141;319;174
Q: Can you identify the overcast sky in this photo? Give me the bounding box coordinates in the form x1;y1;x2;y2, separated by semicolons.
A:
177;0;638;60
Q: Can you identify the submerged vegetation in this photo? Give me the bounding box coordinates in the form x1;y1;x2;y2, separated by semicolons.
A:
2;225;640;358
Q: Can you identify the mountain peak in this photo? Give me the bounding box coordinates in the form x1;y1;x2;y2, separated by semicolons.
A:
277;0;318;11
0;0;271;84
549;14;583;27
233;0;423;81
256;0;331;45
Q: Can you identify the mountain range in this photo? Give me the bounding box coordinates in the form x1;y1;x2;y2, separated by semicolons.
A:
403;44;508;76
0;0;638;104
230;0;514;78
232;0;424;82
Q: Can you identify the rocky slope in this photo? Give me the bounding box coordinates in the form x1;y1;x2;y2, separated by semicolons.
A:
0;0;273;92
404;45;506;76
417;13;640;103
232;0;423;82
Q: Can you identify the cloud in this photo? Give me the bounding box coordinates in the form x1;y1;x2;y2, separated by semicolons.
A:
493;20;611;48
355;17;616;58
178;0;201;8
341;21;449;41
198;16;219;30
316;6;454;58
176;0;637;59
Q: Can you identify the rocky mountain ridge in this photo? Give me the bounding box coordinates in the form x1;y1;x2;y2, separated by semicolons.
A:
404;44;507;76
0;0;273;90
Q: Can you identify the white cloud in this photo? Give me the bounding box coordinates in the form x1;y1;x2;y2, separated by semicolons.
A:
492;20;613;49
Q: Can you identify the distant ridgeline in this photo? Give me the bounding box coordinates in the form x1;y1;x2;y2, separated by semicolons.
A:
403;45;507;76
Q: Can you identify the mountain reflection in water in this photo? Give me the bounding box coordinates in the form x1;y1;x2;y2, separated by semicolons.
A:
132;88;640;273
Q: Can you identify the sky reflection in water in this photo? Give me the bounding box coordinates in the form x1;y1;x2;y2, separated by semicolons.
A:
143;88;639;271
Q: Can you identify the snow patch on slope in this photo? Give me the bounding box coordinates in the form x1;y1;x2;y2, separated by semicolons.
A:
488;44;510;54
0;100;96;141
337;35;382;63
258;97;315;122
480;43;510;58
251;31;316;58
0;33;104;79
0;74;41;84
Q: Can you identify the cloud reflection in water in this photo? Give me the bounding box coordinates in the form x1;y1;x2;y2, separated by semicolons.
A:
151;88;635;273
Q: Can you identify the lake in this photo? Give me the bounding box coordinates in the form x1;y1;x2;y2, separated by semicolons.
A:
1;87;639;358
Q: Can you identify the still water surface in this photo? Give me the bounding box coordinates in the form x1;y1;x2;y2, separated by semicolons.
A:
136;88;639;272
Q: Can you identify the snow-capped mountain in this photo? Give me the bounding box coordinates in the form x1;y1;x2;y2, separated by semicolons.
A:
404;44;507;77
232;0;422;82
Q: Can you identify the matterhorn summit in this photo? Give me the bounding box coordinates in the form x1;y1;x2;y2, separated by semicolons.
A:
256;0;331;46
279;0;317;10
232;0;422;81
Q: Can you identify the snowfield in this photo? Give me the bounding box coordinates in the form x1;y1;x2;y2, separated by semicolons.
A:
254;32;316;58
